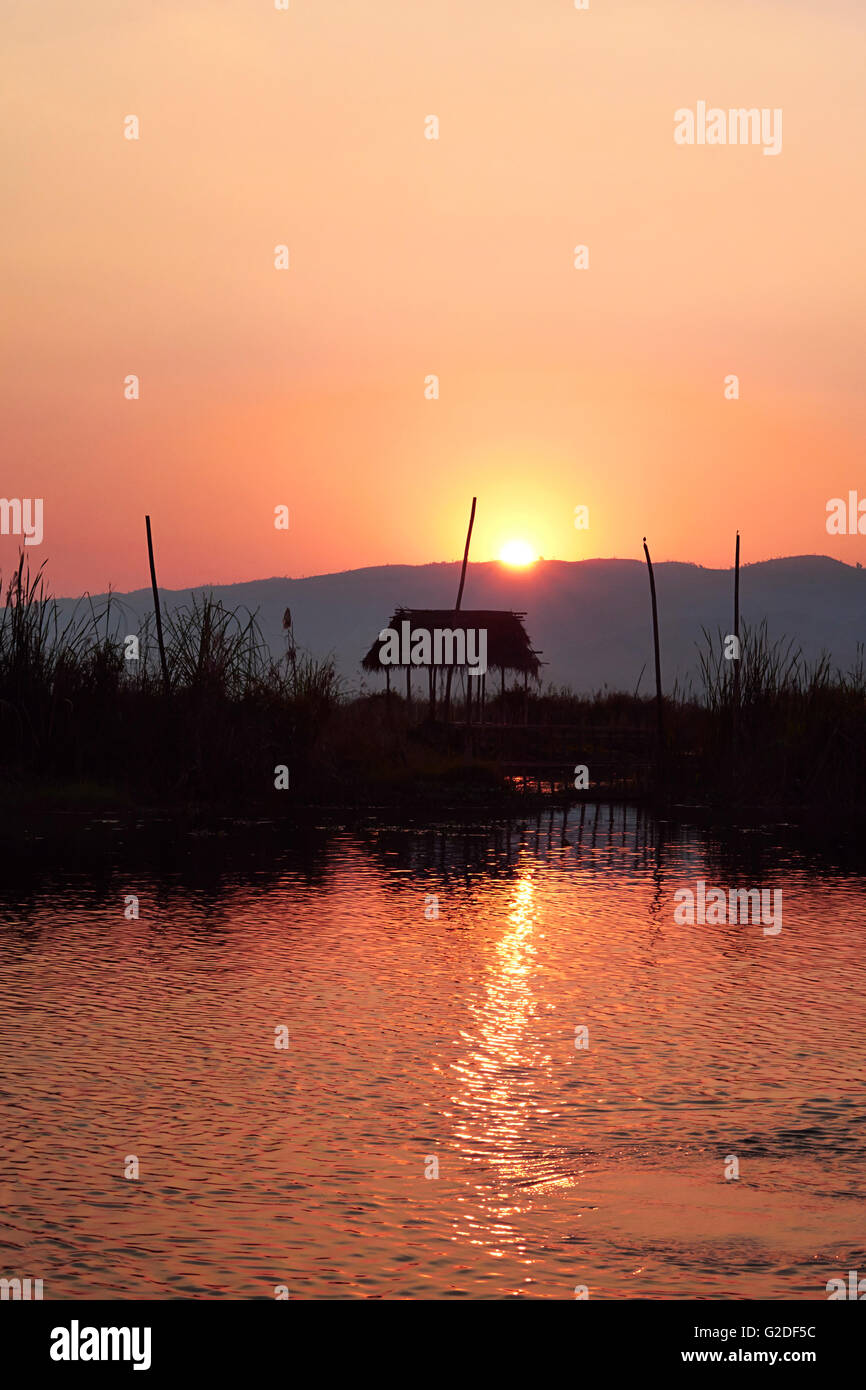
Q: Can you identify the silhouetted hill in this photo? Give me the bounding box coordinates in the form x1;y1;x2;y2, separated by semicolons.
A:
60;556;866;696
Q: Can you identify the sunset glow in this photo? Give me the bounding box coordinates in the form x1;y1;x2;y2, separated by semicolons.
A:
499;540;536;568
3;0;865;593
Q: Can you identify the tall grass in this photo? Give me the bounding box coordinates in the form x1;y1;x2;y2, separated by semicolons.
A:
2;556;864;817
0;557;341;804
690;620;866;810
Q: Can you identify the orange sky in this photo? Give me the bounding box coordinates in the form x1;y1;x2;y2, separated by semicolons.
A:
3;0;865;593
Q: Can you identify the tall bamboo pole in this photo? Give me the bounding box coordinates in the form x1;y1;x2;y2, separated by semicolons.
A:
642;537;664;762
145;515;170;694
733;530;740;703
444;496;477;722
731;530;741;770
455;496;476;611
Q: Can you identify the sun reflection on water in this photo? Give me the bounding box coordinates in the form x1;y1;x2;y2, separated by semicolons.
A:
448;864;566;1265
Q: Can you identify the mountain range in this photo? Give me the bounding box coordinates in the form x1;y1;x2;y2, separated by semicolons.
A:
58;556;866;697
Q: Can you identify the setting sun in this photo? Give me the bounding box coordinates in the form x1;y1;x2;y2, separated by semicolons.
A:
499;539;537;568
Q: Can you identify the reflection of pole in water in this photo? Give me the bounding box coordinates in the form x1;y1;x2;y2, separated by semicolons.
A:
573;801;586;855
647;815;668;933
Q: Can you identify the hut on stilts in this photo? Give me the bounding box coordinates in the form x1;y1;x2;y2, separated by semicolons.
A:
361;608;541;723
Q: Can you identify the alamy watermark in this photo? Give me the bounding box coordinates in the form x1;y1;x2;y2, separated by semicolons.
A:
674;880;782;936
826;1270;866;1299
826;492;866;535
0;498;43;546
50;1321;152;1371
674;103;782;156
0;1276;43;1299
378;622;488;675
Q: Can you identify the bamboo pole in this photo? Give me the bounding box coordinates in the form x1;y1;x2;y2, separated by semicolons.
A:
642;537;664;764
733;530;740;704
445;496;477;723
731;530;741;774
145;515;170;694
455;496;476;612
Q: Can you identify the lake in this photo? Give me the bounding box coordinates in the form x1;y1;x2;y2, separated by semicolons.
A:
1;805;863;1299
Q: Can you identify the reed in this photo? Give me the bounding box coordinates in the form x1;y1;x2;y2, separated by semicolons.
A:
0;558;341;802
691;620;866;810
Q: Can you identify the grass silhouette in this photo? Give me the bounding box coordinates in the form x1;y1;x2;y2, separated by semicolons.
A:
2;556;863;821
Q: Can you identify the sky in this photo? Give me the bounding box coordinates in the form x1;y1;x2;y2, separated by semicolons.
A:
3;0;865;594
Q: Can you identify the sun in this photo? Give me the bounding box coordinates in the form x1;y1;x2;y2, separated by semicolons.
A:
499;539;537;568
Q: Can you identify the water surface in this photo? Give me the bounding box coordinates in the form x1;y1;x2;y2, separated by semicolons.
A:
1;807;864;1299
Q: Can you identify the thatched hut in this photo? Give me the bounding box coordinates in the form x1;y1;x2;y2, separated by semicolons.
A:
362;608;541;720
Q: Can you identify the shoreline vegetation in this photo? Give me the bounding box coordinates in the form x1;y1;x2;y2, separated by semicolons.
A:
2;558;864;837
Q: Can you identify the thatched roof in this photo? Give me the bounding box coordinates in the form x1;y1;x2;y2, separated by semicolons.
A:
362;608;541;676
